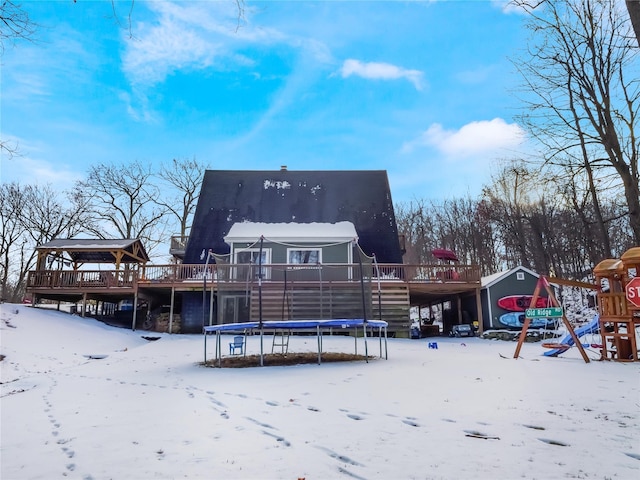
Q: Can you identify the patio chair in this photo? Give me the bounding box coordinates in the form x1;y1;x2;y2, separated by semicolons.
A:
229;335;245;355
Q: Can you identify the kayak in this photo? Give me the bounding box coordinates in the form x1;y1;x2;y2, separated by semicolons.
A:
498;295;549;312
499;312;556;329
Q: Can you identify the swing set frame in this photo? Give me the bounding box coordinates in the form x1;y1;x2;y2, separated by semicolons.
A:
513;276;596;364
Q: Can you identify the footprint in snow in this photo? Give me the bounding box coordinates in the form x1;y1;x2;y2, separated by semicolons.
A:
262;430;291;447
464;429;500;440
316;446;363;467
246;417;275;429
538;437;569;446
402;419;420;427
523;424;546;430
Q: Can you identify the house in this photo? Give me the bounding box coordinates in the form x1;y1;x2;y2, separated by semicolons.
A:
26;168;483;336
182;168;404;264
179;168;405;332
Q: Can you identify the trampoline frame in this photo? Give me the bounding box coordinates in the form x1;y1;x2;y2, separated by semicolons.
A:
203;318;388;367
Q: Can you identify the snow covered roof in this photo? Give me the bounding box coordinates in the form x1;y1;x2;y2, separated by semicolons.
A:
224;222;358;244
39;239;140;251
481;265;540;288
36;238;149;264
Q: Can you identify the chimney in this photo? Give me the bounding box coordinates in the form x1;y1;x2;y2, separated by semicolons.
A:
280;165;287;171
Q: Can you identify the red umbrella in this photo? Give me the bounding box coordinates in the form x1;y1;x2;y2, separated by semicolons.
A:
431;248;459;262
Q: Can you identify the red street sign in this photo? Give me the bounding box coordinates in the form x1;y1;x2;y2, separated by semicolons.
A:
626;277;640;308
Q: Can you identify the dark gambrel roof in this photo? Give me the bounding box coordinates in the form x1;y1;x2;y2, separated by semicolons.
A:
37;239;149;265
184;169;403;264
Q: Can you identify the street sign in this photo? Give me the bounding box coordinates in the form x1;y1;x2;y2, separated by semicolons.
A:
626;277;640;308
525;307;563;318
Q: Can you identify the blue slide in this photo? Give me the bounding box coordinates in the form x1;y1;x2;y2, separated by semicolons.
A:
543;315;600;357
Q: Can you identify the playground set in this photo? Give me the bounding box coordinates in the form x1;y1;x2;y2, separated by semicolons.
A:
514;246;640;363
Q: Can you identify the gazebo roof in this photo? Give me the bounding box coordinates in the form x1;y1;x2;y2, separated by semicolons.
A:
37;239;149;265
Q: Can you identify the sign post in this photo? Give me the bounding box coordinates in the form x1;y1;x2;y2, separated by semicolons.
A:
525;307;563;318
625;277;640;308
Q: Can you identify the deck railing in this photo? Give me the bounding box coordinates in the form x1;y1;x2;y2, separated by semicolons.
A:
26;270;137;289
169;235;189;258
27;263;481;290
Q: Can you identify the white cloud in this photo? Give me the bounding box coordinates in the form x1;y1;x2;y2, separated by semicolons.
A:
340;59;424;90
1;147;81;189
403;118;526;157
122;12;219;86
122;1;330;88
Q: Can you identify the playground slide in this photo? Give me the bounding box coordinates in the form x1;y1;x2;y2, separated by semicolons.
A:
543;315;600;357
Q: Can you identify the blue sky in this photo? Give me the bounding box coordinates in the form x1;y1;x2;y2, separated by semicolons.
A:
1;0;529;203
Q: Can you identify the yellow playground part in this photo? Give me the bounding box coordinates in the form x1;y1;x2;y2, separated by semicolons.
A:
594;247;640;362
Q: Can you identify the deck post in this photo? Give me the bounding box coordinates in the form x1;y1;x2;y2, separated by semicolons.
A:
131;291;138;331
475;287;484;335
81;293;87;317
169;287;175;334
208;282;214;326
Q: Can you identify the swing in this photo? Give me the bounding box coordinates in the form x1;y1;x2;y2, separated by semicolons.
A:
541;342;570;350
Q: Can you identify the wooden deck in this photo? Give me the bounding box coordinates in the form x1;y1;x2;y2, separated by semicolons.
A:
27;263;480;295
26;263;482;332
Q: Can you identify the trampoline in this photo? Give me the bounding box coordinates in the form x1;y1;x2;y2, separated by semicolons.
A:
203;318;388;367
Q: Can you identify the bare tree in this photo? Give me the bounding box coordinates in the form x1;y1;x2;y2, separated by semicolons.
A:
20;184;92;245
76;160;168;257
0;182;92;301
0;0;37;51
0;182;28;301
0;0;37;156
395;197;500;276
482;162;536;269
513;0;640;245
394;198;438;265
157;157;209;239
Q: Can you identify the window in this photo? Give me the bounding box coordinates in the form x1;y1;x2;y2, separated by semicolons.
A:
288;248;321;265
234;249;271;279
516;272;525;280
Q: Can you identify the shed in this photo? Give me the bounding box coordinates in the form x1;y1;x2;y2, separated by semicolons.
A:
480;266;542;330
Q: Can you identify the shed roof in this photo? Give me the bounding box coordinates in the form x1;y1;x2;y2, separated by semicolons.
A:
37;238;149;265
224;221;358;244
481;265;540;288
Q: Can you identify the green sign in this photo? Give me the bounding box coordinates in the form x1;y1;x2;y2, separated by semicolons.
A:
525;307;563;318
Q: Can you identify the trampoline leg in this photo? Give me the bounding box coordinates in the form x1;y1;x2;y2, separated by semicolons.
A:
317;325;321;365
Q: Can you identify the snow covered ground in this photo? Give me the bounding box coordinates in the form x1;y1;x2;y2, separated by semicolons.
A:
1;304;639;480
